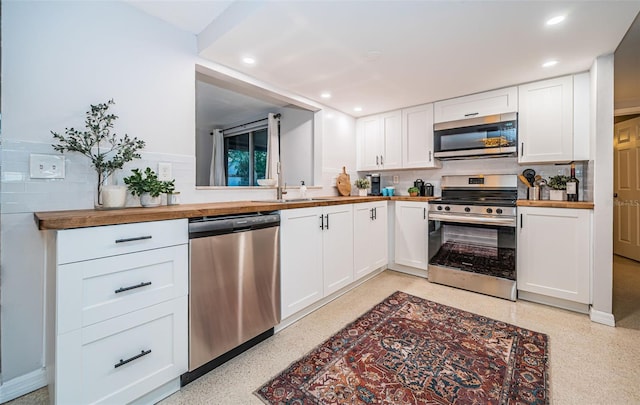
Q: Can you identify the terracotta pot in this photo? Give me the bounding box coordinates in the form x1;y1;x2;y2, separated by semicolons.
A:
409;192;418;197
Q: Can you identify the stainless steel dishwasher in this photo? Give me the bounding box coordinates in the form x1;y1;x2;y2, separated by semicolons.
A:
181;212;280;386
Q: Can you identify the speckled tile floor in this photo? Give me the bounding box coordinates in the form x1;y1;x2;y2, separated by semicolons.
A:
6;266;640;405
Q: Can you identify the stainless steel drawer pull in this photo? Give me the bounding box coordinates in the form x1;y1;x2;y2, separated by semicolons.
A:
115;235;152;244
115;281;152;294
114;349;151;369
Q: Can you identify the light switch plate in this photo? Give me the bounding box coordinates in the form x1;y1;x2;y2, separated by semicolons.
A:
30;154;65;179
158;162;172;181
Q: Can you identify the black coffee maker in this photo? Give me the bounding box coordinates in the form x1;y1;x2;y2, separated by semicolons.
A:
414;179;424;195
370;174;381;196
414;179;434;197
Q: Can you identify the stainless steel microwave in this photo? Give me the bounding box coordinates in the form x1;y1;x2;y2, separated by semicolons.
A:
433;112;517;160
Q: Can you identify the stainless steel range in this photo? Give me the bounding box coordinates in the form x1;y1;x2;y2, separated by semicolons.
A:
428;174;517;300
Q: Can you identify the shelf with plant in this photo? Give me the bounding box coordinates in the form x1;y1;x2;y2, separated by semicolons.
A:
51;99;145;208
123;167;175;207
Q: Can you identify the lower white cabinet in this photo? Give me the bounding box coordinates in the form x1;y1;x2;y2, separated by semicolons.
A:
354;201;388;279
49;219;189;404
394;201;429;270
517;207;591;304
280;205;354;319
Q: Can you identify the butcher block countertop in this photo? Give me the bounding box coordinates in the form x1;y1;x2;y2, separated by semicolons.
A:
517;200;594;209
34;195;440;230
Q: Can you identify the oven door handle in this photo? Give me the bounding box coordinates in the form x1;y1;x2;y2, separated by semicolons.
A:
428;213;516;227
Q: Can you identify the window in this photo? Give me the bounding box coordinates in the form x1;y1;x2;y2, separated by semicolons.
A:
224;127;268;186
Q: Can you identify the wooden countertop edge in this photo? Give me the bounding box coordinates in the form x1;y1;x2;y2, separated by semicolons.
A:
516;200;594;209
36;196;440;230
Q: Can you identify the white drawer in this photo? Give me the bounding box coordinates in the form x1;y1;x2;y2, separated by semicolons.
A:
56;297;188;405
57;244;187;335
57;219;188;264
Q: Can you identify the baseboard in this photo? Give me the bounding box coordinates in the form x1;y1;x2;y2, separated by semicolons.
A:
590;308;616;327
0;368;47;403
387;262;428;278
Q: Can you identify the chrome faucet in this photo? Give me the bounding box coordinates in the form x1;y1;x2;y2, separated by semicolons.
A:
276;161;287;200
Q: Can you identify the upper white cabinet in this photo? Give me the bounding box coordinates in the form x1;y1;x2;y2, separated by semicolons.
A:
434;86;518;123
402;104;442;169
518;75;574;163
517;206;591;307
357;111;402;171
354;201;388;279
394;201;429;270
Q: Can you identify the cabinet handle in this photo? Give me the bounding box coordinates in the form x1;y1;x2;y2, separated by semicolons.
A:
115;281;152;294
370;208;374;220
325;214;329;230
114;349;152;369
520;213;523;229
319;215;324;230
424;208;426;220
429;151;432;162
380;155;384;165
464;112;479;117
115;235;152;244
520;142;524;157
374;207;377;220
376;156;379;165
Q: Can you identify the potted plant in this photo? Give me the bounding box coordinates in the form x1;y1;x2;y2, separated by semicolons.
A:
547;175;569;201
408;186;420;197
51;99;145;209
354;177;370;197
123;167;175;207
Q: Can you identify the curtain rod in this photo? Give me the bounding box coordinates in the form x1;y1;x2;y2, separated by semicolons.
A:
211;113;281;135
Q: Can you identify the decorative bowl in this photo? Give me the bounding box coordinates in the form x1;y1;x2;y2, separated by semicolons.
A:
257;179;276;186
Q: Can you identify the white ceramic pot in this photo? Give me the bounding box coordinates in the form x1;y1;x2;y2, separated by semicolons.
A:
140;193;162;207
358;188;367;197
549;189;567;201
101;185;127;208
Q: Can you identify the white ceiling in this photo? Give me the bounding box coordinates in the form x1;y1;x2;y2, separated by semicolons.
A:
127;0;640;118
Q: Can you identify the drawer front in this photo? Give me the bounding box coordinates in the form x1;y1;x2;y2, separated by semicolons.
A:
57;219;188;264
56;297;188;405
57;245;188;334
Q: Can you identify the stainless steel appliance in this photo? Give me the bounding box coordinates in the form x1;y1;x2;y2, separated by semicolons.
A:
182;213;280;385
434;112;518;160
428;174;517;300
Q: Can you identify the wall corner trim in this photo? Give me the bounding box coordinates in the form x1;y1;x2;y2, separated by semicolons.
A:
589;307;616;327
0;368;47;403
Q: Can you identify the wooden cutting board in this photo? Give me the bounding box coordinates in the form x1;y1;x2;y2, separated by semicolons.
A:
336;166;352;196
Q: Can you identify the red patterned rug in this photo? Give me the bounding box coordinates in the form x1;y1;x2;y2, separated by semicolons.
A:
255;291;548;404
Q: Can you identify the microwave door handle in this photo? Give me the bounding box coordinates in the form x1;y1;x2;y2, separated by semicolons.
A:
428;213;516;227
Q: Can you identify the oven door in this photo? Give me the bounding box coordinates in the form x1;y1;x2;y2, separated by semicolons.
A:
428;212;517;300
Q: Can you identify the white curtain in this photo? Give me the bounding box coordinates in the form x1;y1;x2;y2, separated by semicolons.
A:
266;113;280;183
209;129;225;186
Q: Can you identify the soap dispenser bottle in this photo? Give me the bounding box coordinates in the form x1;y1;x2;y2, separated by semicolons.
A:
300;181;307;198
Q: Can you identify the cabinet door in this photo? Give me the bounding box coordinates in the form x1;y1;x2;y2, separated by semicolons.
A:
357;115;382;171
380;111;402;169
323;204;355;295
517;207;591;303
394;201;429;270
434;87;518;123
402;104;441;168
354;202;388;279
280;207;324;319
518;75;574;163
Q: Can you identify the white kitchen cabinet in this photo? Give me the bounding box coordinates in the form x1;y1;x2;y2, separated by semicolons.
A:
517;207;591;305
434;86;518;123
356;110;402;170
394;201;429;270
518;75;574;163
280;205;354;319
402;104;442;169
50;219;189;405
354;201;388;279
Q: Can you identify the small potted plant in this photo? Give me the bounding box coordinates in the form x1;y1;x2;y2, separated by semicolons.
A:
547;175;569;201
354;177;370;197
408;186;420;197
123;167;175;207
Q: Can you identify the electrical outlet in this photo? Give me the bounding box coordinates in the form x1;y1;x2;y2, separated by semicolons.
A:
392;175;399;184
30;154;65;179
158;162;172;181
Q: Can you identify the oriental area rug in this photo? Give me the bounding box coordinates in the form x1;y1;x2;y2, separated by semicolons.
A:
255;291;548;404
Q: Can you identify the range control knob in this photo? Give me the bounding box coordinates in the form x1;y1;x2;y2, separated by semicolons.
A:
464;207;471;213
486;208;493;214
496;208;503;214
444;206;451;211
437;205;443;211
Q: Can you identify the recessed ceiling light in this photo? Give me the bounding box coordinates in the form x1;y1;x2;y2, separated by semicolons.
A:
242;57;256;65
320;92;331;99
354;107;363;112
542;60;558;68
546;15;566;26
